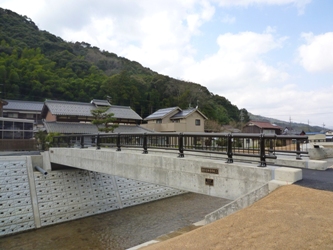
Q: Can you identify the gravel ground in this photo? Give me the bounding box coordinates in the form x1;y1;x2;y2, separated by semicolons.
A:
143;184;333;250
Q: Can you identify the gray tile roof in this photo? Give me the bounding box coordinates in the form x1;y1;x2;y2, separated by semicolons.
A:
4;100;44;112
43;121;153;134
42;100;142;120
91;99;111;107
144;107;180;120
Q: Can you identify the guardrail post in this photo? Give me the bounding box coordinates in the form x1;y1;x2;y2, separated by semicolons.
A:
296;139;302;160
143;133;148;154
117;133;121;151
226;134;233;163
178;133;184;157
258;134;266;167
80;136;84;148
96;134;100;150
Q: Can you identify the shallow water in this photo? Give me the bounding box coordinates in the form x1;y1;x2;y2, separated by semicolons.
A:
0;193;230;250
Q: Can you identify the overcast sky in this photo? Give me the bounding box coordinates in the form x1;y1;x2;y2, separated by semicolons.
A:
1;0;333;128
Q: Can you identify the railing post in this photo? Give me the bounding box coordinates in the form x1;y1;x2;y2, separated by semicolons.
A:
296;139;302;160
258;134;266;167
117;133;121;151
96;134;100;150
178;133;184;157
268;137;275;156
80;136;84;148
226;134;233;163
143;133;148;154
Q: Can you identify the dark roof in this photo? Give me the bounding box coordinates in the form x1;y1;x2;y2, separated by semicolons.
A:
43;121;153;134
246;121;282;130
42;100;142;120
144;107;180;120
171;108;208;120
4;100;44;112
91;99;111;107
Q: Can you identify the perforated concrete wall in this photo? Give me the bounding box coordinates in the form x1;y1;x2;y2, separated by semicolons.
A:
0;156;186;237
116;176;186;208
0;157;35;236
35;170;185;227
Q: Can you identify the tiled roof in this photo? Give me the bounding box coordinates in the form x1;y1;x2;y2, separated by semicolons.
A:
247;121;282;130
43;121;153;134
91;99;111;107
4;99;44;112
109;105;142;120
144;107;180;120
42;100;142;120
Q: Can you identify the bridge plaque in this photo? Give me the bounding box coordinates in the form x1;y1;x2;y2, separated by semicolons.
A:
201;167;219;174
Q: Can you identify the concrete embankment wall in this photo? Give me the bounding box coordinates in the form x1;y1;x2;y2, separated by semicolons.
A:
0;156;185;237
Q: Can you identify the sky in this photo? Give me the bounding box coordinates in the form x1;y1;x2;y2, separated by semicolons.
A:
1;0;333;128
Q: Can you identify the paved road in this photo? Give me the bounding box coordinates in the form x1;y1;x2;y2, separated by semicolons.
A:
295;168;333;192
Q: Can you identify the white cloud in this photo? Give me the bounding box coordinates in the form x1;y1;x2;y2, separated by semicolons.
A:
221;14;236;24
213;0;311;14
298;32;333;73
182;30;289;94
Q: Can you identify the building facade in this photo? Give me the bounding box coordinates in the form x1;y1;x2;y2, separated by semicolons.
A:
142;107;208;133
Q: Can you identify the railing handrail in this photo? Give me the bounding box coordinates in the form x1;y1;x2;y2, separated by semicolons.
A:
52;132;308;167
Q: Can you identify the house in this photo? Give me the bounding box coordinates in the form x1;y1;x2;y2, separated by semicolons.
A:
306;132;326;143
41;99;150;134
142;107;208;132
242;121;282;135
2;99;44;129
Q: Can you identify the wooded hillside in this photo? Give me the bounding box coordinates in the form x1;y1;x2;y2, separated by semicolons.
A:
0;8;250;126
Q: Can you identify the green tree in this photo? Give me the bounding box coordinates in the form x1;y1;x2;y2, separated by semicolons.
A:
91;107;118;133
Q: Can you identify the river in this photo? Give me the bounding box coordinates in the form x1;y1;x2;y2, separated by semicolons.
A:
0;193;230;250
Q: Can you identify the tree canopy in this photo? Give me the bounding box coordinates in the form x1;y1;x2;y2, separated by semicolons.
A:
91;107;118;133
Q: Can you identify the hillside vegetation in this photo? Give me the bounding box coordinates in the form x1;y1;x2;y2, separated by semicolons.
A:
0;8;251;127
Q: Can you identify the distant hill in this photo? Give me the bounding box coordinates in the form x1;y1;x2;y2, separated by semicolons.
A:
249;114;326;133
0;7;246;125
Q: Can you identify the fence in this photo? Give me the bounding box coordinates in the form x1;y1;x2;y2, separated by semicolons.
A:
52;133;308;167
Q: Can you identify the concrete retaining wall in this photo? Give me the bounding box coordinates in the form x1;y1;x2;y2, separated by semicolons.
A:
205;184;269;224
0;156;185;237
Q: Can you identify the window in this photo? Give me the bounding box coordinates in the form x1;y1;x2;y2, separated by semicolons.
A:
195;119;201;126
7;113;18;118
156;119;162;124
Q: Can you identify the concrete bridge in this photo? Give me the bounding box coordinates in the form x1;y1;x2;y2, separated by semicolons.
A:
48;147;303;200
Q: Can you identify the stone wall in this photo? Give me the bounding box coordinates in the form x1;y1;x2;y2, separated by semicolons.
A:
0;156;186;237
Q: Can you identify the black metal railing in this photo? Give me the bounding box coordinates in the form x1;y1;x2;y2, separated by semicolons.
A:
52;132;308;167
